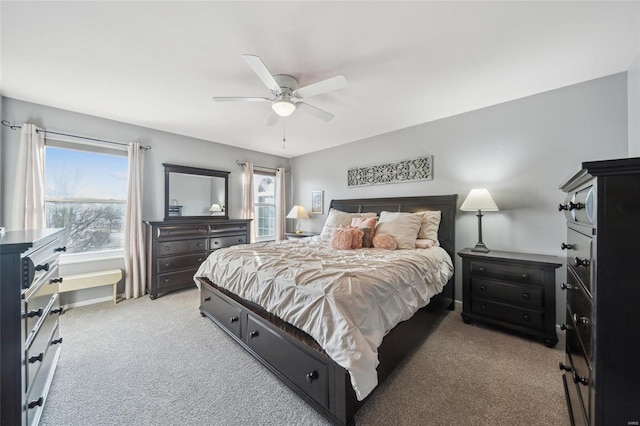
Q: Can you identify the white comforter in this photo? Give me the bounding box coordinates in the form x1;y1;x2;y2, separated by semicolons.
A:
194;237;453;400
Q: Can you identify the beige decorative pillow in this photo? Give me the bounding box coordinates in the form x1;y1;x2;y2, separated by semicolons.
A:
373;233;397;250
415;238;438;249
320;209;377;240
375;211;423;249
417;210;441;243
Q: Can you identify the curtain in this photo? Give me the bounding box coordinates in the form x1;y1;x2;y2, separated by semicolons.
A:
11;123;46;230
124;142;146;299
242;162;255;243
275;167;286;241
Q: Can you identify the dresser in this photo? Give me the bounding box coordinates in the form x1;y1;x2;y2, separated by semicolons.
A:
558;157;640;426
459;248;561;347
0;228;66;426
144;219;251;299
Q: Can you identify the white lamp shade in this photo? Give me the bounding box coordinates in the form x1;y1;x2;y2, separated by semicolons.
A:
286;205;309;219
209;204;222;212
272;99;296;117
460;189;499;211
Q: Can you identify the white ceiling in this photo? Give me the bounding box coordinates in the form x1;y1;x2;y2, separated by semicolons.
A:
1;1;639;158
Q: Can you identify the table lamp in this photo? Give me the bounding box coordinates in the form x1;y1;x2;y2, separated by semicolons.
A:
460;188;499;253
286;205;309;233
209;204;223;216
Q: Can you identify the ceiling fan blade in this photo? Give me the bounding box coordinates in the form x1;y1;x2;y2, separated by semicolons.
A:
295;102;335;122
242;54;281;94
266;111;280;126
293;75;347;99
212;97;271;102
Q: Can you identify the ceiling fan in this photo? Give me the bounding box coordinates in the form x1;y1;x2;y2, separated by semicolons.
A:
212;54;348;125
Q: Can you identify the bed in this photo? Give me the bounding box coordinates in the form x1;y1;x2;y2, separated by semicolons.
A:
194;195;457;425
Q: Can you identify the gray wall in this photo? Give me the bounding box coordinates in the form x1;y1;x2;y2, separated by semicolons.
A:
0;97;290;302
289;73;629;321
629;56;640;156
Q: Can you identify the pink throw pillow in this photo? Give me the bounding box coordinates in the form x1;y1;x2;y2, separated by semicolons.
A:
373;233;397;250
351;216;378;228
331;227;355;250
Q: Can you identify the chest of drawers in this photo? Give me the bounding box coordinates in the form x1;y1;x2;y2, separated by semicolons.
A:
0;228;66;426
144;219;251;299
459;248;561;347
559;157;640;426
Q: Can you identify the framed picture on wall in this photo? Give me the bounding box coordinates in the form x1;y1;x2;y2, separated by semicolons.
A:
311;190;324;215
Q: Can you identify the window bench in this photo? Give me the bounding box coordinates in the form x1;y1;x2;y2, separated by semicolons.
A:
60;269;123;304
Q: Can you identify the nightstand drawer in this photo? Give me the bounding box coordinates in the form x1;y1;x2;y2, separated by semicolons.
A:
470;278;543;308
469;260;544;285
471;298;544;329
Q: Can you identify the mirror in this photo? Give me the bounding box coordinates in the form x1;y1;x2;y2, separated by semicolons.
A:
164;163;229;220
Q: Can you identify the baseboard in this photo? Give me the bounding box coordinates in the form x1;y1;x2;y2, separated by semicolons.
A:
63;295;117;309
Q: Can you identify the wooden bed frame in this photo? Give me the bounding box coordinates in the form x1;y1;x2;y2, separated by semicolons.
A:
197;194;457;425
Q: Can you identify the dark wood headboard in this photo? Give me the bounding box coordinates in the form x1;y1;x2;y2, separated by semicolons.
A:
330;194;458;303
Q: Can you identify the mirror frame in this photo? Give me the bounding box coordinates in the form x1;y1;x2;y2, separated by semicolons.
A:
163;163;230;221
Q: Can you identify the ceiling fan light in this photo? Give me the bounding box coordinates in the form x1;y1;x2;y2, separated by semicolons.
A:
272;99;296;117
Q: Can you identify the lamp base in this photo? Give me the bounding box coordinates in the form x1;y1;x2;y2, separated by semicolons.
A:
296;230;303;234
471;242;490;253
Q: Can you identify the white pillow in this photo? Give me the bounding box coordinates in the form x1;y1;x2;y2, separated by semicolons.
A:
375;211;423;249
417;210;441;243
320;209;377;240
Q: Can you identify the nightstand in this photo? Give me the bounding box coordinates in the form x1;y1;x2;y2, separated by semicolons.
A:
285;232;319;240
458;248;562;347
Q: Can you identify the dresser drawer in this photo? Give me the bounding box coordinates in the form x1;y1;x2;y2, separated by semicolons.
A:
24;283;60;348
156;270;198;290
470;298;544;329
158;239;206;255
245;315;329;410
25;329;61;426
209;223;248;234
157;253;207;273
470;278;543;308
469;260;544;286
156;225;208;238
201;283;242;338
210;235;247;249
565;310;591;423
567;270;592;360
26;317;60;393
566;228;592;295
22;237;65;290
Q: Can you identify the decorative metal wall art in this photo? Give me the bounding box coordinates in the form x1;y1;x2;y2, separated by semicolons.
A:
347;156;433;187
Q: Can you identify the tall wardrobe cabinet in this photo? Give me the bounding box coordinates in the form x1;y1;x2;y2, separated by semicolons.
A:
558;157;640;425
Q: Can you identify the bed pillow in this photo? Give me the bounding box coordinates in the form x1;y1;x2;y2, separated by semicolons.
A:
373;233;397;250
349;226;364;249
331;227;355;250
415;238;438;249
350;217;377;248
360;227;374;248
375;211;423;249
417;210;441;243
320;209;377;240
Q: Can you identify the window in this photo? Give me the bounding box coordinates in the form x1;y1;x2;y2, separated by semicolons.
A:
45;145;128;254
253;171;276;240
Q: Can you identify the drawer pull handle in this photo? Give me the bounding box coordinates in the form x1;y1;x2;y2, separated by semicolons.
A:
478;267;486;273
569;202;584;211
249;331;259;339
558;203;569;211
49;277;63;284
35;263;49;272
573;314;589;326
305;370;319;384
238;239;243;243
480;304;487;311
26;308;43;319
52;307;64;315
197;258;204;262
214;241;220;245
479;285;487;292
230;316;239;323
573;257;590;268
521;274;529;280
197;243;203;248
54;246;67;252
165;262;171;267
560;323;569;331
561;243;573;250
522;314;531;322
51;338;63;345
559;362;572;372
198;228;206;233
573;372;589;386
28;397;44;409
164;246;171;251
28;353;44;363
204;296;211;302
522;292;530;299
560;283;572;291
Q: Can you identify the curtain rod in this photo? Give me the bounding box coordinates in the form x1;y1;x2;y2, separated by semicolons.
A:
236;160;288;172
1;120;151;151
